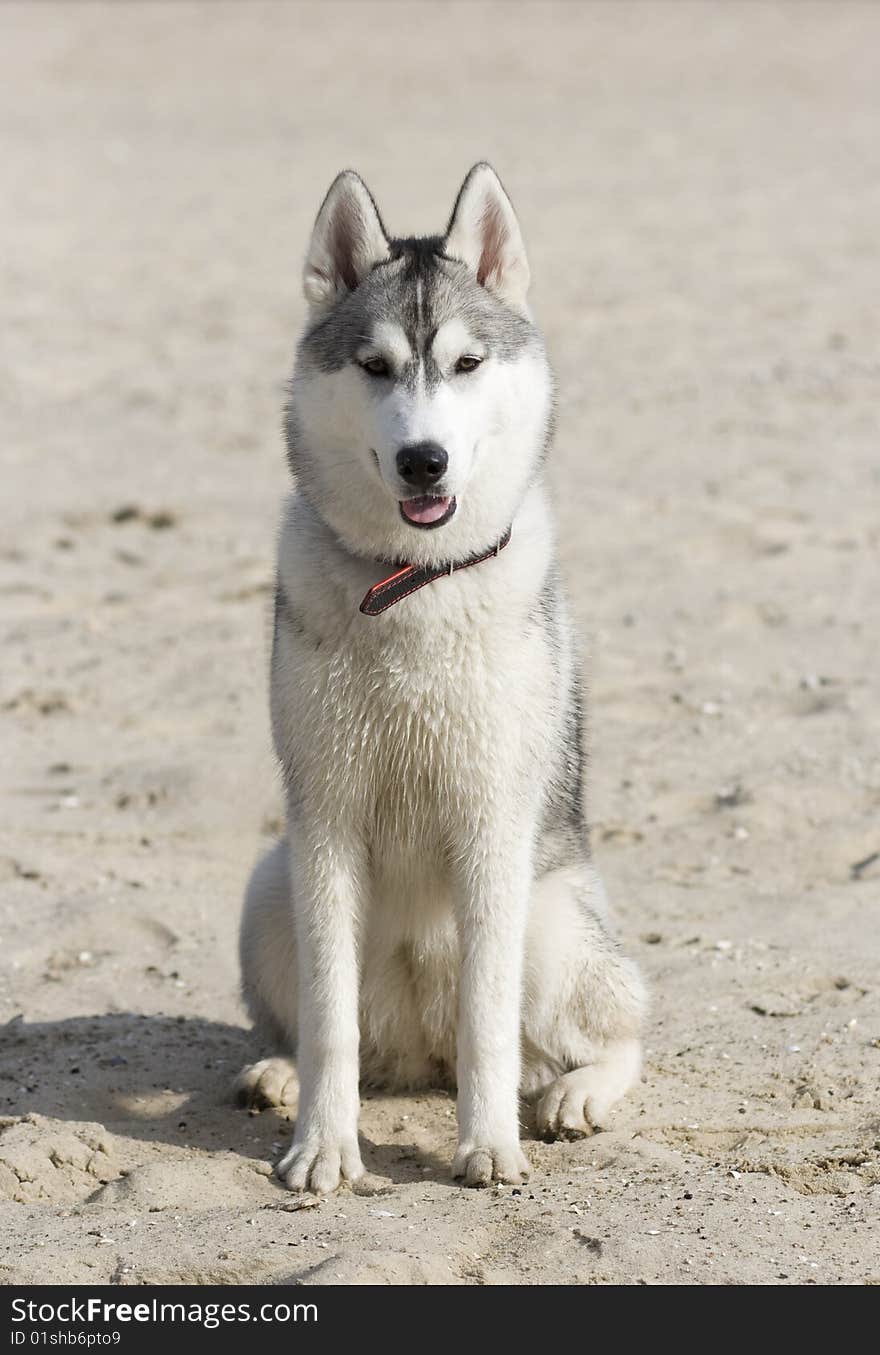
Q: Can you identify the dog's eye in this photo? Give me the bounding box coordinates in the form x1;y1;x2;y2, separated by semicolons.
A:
360;356;390;378
455;355;483;374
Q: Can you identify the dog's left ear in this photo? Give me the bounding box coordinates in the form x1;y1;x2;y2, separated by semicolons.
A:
445;163;530;310
303;171;390;313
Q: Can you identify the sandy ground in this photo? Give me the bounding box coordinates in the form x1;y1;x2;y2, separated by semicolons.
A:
2;1;879;1286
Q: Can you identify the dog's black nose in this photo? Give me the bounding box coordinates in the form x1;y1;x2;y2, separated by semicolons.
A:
396;441;448;490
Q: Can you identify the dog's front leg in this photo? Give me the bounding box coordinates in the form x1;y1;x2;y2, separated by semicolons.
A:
275;816;364;1194
452;817;534;1187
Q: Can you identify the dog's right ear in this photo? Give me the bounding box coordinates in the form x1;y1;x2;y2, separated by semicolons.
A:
303;171;390;313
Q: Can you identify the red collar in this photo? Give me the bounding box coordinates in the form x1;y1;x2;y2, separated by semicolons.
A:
359;527;512;616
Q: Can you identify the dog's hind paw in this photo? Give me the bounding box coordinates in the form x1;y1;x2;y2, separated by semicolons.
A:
535;1072;597;1141
233;1057;298;1110
535;1041;642;1141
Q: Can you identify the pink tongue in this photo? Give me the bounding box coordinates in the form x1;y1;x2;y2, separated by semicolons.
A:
401;495;451;524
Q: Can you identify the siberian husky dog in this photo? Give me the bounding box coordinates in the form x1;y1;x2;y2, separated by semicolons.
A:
237;164;645;1193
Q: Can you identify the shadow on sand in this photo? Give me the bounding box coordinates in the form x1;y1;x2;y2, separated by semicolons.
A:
0;1012;460;1189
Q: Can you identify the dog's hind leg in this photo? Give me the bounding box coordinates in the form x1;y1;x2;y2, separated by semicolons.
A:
521;863;646;1139
236;839;299;1108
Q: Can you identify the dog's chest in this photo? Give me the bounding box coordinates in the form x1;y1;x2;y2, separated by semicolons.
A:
344;626;495;807
282;611;528;809
273;579;554;864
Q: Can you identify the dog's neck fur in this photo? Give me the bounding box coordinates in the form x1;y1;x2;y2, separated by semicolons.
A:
278;479;556;648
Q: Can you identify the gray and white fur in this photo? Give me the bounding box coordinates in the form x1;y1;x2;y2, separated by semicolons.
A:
237;164;646;1193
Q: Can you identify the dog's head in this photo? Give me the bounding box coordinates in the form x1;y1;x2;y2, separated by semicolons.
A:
286;164;553;564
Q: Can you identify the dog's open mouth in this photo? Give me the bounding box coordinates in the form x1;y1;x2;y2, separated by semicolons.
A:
399;495;457;529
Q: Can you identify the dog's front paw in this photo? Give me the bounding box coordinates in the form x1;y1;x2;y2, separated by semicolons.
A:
275;1137;364;1195
451;1141;530;1187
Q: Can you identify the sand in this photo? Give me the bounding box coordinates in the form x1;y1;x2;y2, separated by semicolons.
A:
1;1;878;1285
